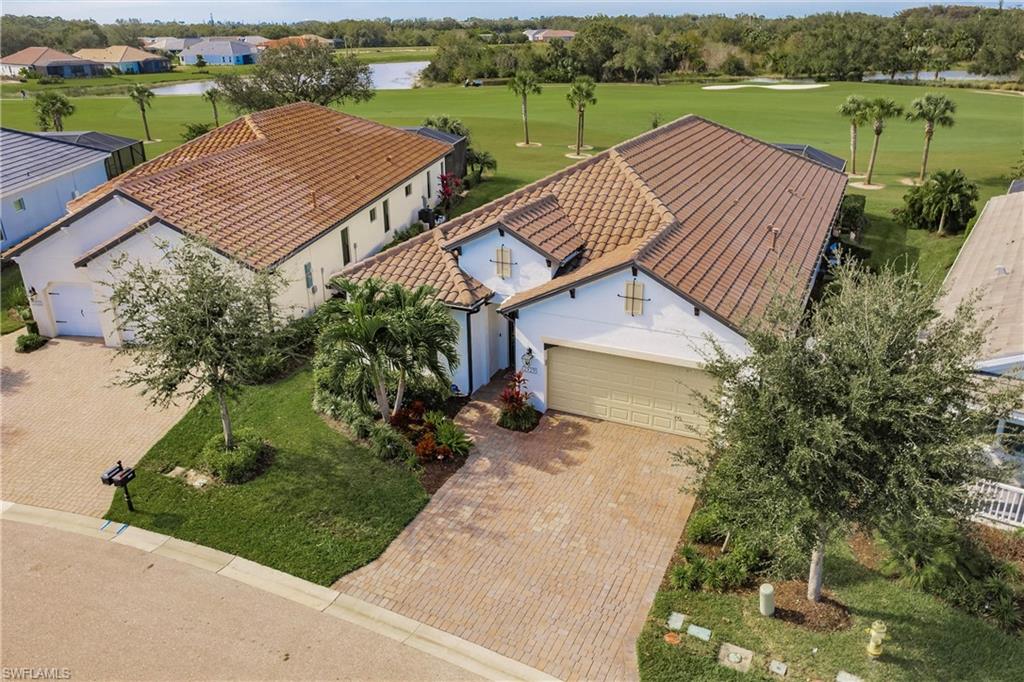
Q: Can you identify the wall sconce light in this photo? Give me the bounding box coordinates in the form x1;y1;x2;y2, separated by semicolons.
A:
27;286;37;301
521;348;534;368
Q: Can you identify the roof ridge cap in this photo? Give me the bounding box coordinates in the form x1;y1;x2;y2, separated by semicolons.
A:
608;150;676;227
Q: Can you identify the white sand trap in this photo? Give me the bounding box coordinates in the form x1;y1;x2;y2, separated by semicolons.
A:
702;83;830;91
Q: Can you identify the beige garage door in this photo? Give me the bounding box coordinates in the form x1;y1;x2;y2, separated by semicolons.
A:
546;346;715;436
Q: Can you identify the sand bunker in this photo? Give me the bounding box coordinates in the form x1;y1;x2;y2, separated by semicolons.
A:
702;83;830;91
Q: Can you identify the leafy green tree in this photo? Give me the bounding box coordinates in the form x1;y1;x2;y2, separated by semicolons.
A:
127;84;154;141
906;94;957;181
507;71;542;145
215;43;373;113
33;91;74;132
316;278;459;419
863;97;904;186
202;86;221;126
569;20;625;80
421;114;472;146
896;169;979;236
606;24;666;83
106;239;284;449
684;261;1016;602
566;76;597;157
837;95;870;175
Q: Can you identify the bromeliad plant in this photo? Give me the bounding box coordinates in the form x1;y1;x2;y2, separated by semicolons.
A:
497;371;541;432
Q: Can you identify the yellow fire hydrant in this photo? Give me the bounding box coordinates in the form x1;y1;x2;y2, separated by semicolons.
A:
866;620;887;658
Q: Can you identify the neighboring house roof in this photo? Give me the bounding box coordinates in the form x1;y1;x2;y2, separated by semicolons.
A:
73;46;168;64
144;37;201;51
537;30;577;40
36;130;141;153
400;127;466;146
773;143;847;173
0;128;110;195
261;35;333;50
1009;178;1024;194
4;103;452;269
180;40;256;57
0;46;99;67
936;191;1024;362
341;115;847;331
240;35;270;44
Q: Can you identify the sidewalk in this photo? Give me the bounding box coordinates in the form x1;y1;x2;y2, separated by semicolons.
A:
0;501;557;682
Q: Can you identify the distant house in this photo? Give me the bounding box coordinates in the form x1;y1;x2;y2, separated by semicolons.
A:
522;29;576;42
179;40;259;65
0;47;105;78
0;129;109;250
260;34;334;50
73;46;170;74
36;131;146;178
142;37;201;54
240;35;270;46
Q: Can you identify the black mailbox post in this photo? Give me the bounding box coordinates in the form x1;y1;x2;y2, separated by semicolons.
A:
101;460;136;511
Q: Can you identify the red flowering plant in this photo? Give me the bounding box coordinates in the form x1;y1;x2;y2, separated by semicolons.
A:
497;371;541;432
438;172;462;217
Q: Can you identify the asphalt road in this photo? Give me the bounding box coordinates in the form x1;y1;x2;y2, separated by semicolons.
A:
0;520;480;681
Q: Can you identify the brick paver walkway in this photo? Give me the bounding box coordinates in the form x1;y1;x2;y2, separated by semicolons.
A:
336;380;698;681
1;334;188;515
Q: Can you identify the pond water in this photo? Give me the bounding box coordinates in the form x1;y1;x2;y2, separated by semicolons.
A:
863;69;1013;82
151;61;430;96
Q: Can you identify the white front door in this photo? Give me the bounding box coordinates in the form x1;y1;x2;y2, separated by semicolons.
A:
48;283;103;337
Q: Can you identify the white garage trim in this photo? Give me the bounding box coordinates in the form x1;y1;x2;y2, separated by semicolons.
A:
539;336;708;371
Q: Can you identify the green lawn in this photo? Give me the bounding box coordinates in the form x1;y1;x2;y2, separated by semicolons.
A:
638;540;1024;681
105;369;429;586
1;82;1019;279
1;262;27;334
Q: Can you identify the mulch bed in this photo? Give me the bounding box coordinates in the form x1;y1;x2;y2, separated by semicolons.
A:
770;580;851;633
973;522;1024;572
419;455;466;495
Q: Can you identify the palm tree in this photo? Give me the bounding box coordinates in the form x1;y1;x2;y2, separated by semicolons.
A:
203;86;222;126
906;93;956;181
466;148;497;183
920;169;978;237
836;95;869;175
508;71;542;146
128;84;155;141
33;91;75;132
566;76;597;157
863;97;904;186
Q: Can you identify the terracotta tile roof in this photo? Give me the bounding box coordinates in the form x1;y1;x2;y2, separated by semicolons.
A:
28;103;450;268
73;46;167;63
340;230;492;309
337;115;846;331
1;47;97;66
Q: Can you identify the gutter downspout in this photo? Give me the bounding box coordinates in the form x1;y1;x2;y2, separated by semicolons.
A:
465;310;475;395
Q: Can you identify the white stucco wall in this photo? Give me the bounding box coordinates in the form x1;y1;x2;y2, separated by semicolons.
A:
511;268;751;411
455;229;556;302
448;306;496;395
1;158;108;250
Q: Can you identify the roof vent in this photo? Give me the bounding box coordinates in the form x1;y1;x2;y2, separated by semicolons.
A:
770;227;780;251
386;154;393;162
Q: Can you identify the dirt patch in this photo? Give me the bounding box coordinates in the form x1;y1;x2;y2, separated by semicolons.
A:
770;580;851;632
419;455;467;495
849;529;884;570
973;522;1024;571
848;181;885;190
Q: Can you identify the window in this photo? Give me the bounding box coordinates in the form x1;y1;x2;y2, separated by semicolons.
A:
621;280;647;316
304;262;314;289
426;171;432;198
341;228;351;266
13;198;25;212
494;246;513;279
369;207;377;222
383;200;390;232
404;184;412;197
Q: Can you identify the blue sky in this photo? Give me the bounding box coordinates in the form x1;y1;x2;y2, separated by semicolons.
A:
1;1;1007;24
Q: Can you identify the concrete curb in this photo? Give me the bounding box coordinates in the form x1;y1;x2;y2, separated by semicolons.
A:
0;501;559;682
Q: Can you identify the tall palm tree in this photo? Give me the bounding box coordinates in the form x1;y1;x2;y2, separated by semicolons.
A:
33;91;75;132
905;93;956;181
920;169;978;237
128;84;155;141
203;86;222;126
863;97;904;186
566;76;597;157
836;94;869;175
508;71;542;146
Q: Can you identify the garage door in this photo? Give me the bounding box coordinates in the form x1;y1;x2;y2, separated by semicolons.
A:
48;283;103;337
546;346;715;436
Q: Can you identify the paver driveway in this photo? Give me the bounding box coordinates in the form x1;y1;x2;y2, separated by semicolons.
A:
1;334;188;515
336;382;698;681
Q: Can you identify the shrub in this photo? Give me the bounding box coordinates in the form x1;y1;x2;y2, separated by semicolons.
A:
434;418;472;457
15;333;47;353
497;372;541;432
838;194;869;238
671;541;761;592
199;428;271;484
399;374;452;412
37;75;64;85
686;507;728;545
369;422;414;462
181;121;214;141
380;221;427;251
249;313;323;384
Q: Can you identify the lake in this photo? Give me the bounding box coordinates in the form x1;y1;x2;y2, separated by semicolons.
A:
151;61;430;96
863;70;1013;82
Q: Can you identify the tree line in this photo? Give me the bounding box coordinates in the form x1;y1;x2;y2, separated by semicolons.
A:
3;6;1021;80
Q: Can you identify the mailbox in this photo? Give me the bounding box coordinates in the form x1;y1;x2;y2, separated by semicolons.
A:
111;467;136;487
100;460;136;511
101;462;124;486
